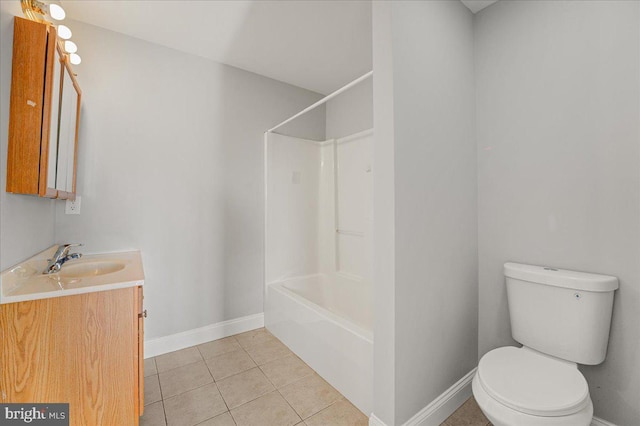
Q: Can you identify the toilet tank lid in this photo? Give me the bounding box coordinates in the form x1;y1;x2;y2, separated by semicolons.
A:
504;263;618;292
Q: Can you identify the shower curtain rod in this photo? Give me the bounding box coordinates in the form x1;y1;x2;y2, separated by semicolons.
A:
266;70;373;134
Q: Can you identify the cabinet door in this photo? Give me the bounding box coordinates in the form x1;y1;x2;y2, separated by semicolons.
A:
6;17;54;196
6;18;81;199
0;288;138;425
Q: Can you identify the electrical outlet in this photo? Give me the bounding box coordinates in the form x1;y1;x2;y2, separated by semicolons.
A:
65;196;81;214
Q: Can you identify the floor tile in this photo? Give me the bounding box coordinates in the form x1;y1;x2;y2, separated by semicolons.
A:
259;354;314;389
140;401;166;426
159;360;213;398
196;412;236;426
144;357;158;377
230;391;300;426
156;346;203;373
234;328;275;349
205;349;257;381
279;374;342;419
244;338;292;366
164;382;227;426
443;397;489;426
145;374;162;406
217;367;275;409
199;337;242;360
304;398;368;426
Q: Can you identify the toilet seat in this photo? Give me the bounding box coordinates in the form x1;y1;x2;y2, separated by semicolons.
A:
477;346;590;417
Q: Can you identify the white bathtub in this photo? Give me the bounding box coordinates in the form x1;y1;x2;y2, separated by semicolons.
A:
265;273;373;416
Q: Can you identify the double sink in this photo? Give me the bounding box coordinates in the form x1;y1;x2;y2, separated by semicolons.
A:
1;246;145;304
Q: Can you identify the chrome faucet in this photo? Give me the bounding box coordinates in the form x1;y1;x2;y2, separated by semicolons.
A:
44;243;83;274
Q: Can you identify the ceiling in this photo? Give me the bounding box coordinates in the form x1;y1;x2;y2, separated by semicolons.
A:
460;0;499;14
60;0;372;95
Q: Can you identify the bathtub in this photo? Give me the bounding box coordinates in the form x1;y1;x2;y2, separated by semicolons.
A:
265;273;373;416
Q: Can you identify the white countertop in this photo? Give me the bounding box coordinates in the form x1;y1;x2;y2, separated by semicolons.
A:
1;246;145;304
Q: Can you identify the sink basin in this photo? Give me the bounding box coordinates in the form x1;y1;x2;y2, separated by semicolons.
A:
58;261;126;278
2;247;144;304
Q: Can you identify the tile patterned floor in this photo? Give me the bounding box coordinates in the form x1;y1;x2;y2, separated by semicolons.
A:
441;397;491;426
140;328;368;426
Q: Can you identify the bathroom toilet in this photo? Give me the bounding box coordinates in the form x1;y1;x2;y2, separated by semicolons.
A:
473;263;618;426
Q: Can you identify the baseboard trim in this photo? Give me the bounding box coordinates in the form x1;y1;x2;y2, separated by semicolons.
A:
369;368;477;426
369;413;387;426
144;313;264;358
368;367;617;426
404;368;477;426
592;417;617;426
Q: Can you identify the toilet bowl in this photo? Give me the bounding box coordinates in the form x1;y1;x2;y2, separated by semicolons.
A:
472;263;618;426
472;346;593;426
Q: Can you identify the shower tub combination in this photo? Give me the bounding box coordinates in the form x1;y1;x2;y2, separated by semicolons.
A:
265;272;372;415
264;72;373;416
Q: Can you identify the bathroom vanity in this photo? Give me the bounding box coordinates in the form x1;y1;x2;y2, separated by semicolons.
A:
0;247;145;426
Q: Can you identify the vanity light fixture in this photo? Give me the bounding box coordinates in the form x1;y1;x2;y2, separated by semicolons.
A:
20;0;64;22
20;0;82;66
48;2;64;20
57;24;71;39
64;40;77;54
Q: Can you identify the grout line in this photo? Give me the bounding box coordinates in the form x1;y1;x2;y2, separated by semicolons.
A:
228;409;240;425
272;371;341;421
193;411;236;426
219;366;275;411
144;374;163;407
275;387;303;422
196;336;242;361
256;365;303;424
161;381;215;403
161;395;168;426
218;343;287;414
274;368;317;392
155;353;204;375
152;364;169;426
204;351;259;384
303;397;346;422
213;360;232;413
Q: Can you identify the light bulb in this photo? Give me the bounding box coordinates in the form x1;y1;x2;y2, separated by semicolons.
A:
57;25;72;40
69;53;81;65
49;4;65;21
64;40;77;54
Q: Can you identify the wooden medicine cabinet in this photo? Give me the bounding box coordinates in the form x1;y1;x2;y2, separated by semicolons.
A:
6;16;81;199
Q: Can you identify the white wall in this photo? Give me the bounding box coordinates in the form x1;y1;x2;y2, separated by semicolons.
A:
371;2;396;423
372;1;477;424
326;78;373;140
392;1;477;423
51;19;325;340
0;3;56;270
476;1;640;424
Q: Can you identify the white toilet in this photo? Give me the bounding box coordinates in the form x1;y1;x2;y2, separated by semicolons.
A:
473;263;618;426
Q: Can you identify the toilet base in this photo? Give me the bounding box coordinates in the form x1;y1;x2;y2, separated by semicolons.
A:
472;372;593;426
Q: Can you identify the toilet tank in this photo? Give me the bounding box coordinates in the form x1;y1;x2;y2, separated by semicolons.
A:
504;263;618;365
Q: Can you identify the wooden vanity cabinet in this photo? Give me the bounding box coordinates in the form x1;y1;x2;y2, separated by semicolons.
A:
0;286;145;425
6;16;81;199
